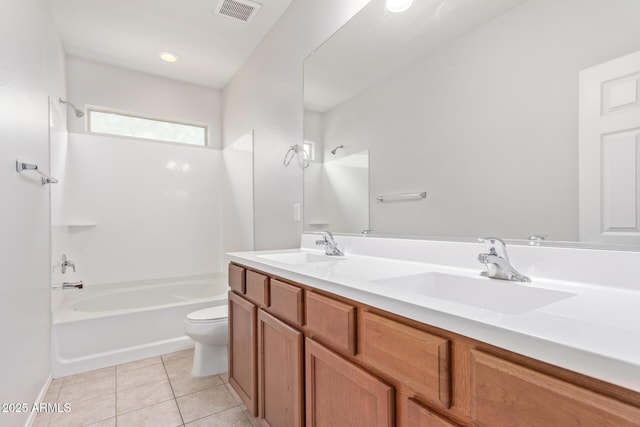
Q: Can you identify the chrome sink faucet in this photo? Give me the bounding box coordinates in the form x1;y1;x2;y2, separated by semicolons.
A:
316;231;344;256
478;237;530;282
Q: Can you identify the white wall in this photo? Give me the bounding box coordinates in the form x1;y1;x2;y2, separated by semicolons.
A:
0;1;66;426
53;133;223;285
66;56;223;149
223;132;255;254
222;0;372;250
304;151;369;233
319;0;640;240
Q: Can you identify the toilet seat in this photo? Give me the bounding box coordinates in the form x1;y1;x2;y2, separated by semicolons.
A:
187;305;228;322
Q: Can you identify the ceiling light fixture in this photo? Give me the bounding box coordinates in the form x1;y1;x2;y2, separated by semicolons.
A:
386;0;414;13
159;52;178;63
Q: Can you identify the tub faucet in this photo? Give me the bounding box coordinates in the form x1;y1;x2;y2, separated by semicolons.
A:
315;231;344;256
477;237;530;282
60;254;76;274
53;280;84;290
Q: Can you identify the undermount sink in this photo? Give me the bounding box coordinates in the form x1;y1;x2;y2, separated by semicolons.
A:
256;252;338;265
371;272;576;315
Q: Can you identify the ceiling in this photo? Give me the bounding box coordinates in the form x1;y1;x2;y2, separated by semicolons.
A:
50;0;292;89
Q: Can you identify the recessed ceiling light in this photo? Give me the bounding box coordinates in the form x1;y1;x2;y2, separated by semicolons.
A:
159;52;178;63
386;0;413;13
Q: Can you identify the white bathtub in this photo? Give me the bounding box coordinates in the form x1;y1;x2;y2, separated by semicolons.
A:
51;274;228;377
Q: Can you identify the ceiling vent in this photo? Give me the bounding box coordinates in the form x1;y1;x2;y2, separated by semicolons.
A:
215;0;262;23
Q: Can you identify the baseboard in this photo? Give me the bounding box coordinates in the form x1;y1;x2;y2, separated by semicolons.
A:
23;373;53;427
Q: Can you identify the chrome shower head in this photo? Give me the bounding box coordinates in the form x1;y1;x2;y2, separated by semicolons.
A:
59;98;85;118
330;145;344;155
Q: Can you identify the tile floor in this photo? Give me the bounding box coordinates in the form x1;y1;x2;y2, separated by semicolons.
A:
33;349;258;427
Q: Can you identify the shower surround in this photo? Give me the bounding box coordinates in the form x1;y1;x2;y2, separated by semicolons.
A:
51;132;224;286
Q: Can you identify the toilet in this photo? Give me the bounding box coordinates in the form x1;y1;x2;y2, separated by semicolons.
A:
184;305;228;377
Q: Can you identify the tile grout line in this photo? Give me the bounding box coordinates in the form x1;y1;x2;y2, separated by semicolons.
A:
115;361;180;423
161;353;241;426
221;380;255;425
45;378;62;427
113;378;175;415
161;356;185;426
183;404;246;426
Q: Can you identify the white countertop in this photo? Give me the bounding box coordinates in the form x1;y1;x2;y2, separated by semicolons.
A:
227;236;640;393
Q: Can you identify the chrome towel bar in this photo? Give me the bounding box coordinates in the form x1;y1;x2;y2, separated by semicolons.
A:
16;160;58;185
283;144;309;169
376;191;427;202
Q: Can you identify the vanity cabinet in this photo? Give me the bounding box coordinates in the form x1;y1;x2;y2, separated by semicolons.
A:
229;264;391;426
229;264;306;426
227;262;640;427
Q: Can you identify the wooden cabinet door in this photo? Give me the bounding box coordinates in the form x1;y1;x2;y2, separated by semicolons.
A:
258;310;304;427
470;349;640;426
228;291;258;416
306;338;394;427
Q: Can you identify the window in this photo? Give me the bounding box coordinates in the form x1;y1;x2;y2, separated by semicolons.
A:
303;140;315;161
88;109;207;146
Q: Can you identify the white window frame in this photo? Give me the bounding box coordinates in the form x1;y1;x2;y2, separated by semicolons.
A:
87;107;209;147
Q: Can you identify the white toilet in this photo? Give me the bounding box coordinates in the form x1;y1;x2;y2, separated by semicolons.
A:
184;305;229;377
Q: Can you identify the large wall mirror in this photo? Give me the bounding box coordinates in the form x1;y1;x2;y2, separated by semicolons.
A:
303;0;640;249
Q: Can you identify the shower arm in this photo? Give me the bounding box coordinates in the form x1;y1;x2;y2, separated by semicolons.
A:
59;98;85;118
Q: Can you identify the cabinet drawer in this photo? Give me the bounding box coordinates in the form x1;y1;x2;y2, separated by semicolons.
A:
407;399;460;427
470;349;640;426
361;311;451;408
228;263;245;294
245;270;269;306
305;291;356;355
269;279;303;326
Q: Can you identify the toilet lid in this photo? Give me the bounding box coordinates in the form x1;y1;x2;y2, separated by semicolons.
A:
187;305;228;321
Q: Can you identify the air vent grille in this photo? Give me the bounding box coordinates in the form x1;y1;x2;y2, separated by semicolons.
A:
215;0;261;23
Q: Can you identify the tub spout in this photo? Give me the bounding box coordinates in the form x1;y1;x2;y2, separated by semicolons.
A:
53;281;84;289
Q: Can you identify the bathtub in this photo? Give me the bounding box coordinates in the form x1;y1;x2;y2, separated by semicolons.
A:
51;274;228;377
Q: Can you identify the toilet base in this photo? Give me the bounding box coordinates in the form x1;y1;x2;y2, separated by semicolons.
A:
191;342;228;377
